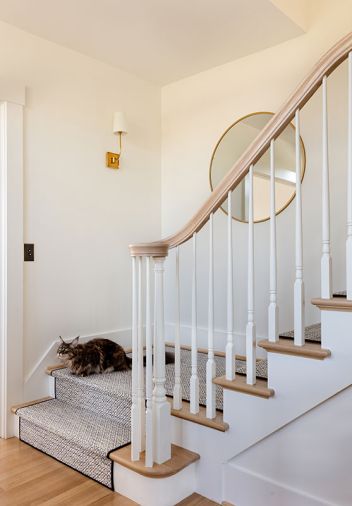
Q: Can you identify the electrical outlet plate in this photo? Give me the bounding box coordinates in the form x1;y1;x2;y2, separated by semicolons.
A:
24;244;34;261
106;152;120;169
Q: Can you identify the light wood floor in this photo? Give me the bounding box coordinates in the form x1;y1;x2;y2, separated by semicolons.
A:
0;438;219;505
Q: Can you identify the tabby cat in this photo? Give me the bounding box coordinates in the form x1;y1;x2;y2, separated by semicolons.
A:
57;336;174;377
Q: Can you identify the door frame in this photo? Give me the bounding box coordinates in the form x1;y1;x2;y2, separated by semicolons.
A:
0;85;25;438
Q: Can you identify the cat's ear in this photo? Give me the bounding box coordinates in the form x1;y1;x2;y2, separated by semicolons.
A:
71;336;80;347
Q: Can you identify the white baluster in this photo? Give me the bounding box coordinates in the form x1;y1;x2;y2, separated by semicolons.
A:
131;256;140;461
246;165;256;385
206;214;216;419
145;256;153;467
268;140;279;343
321;76;332;298
347;52;352;300
190;233;199;414
153;256;171;464
294;110;305;346
137;256;145;452
226;191;235;380
173;247;182;410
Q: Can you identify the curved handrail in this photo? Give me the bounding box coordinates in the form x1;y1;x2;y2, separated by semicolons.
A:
130;31;352;257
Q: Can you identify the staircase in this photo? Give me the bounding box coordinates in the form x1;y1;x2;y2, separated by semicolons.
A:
13;347;267;489
11;33;352;506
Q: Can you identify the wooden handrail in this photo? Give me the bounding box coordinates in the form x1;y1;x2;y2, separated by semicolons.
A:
130;32;352;257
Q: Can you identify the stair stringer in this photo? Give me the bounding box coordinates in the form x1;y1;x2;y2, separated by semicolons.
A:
170;310;352;503
223;385;352;506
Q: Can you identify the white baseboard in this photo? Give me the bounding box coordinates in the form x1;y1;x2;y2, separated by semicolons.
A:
165;322;267;358
223;464;336;506
24;328;132;401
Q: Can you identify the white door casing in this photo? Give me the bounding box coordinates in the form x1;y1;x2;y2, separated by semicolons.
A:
0;85;25;438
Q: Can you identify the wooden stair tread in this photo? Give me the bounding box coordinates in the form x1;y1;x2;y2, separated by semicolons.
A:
109;443;199;478
46;364;66;375
11;397;53;414
312;297;352;311
168;398;228;432
213;375;274;399
258;338;330;360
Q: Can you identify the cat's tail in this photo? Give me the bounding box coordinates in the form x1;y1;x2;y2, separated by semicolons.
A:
125;355;132;369
142;351;175;367
126;351;175;368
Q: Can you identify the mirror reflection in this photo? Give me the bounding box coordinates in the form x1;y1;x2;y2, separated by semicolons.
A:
209;112;305;223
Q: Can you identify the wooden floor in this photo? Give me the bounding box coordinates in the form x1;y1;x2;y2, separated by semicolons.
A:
0;438;219;505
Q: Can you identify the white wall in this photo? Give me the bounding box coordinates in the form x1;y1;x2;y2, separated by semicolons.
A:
0;21;161;377
225;386;352;506
161;0;352;348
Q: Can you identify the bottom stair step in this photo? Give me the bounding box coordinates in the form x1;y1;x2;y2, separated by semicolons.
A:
16;399;130;489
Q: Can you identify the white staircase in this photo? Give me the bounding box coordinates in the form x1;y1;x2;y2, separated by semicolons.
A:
123;32;352;505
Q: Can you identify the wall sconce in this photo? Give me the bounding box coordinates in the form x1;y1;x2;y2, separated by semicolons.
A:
106;112;128;169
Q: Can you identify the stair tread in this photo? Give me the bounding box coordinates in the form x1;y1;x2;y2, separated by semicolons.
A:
258;338;331;360
312;297;352;311
110;443;200;478
16;398;130;458
52;367;132;400
168;399;229;432
213;375;274;399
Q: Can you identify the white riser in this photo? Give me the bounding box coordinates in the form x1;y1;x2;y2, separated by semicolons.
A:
113;461;197;506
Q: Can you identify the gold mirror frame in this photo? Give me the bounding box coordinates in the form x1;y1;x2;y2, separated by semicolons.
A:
209;111;306;224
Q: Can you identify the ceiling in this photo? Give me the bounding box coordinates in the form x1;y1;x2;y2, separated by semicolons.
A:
0;0;308;85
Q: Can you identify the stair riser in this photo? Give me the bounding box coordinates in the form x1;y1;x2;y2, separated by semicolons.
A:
20;418;113;488
55;377;131;425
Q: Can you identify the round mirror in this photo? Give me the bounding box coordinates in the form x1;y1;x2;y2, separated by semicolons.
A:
209;112;306;223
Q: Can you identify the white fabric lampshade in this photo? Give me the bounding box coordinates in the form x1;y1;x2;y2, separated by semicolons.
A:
113;112;128;134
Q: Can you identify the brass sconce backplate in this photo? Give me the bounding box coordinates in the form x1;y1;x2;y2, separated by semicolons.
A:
106;152;120;169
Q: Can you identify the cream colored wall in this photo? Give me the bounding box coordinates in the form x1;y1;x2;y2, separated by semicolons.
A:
161;0;352;346
0;21;161;376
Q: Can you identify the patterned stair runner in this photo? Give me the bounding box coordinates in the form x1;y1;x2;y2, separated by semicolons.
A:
280;323;321;343
279;289;346;343
333;290;347;298
15;348;267;489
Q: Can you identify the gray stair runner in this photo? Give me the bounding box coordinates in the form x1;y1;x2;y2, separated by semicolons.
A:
280;322;321;343
15;348;267;489
279;290;346;343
